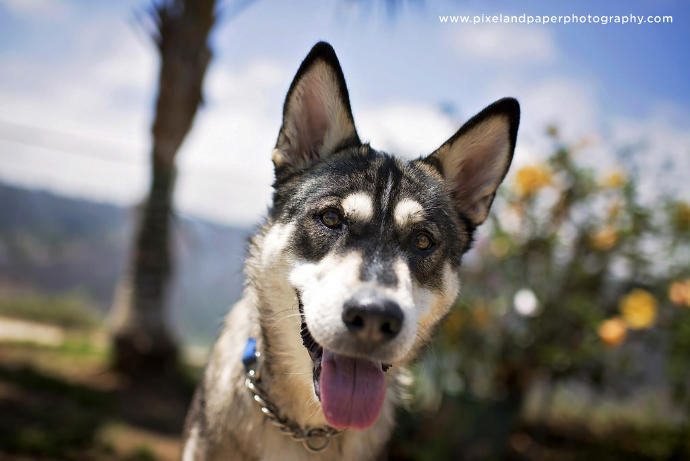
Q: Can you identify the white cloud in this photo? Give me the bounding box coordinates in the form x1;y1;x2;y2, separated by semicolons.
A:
0;14;281;226
475;76;601;174
0;16;155;149
518;78;600;138
0;139;148;204
0;16;157;214
173;60;289;224
0;0;67;17
607;108;690;203
0;52;289;226
448;24;556;63
356;103;457;157
493;77;690;203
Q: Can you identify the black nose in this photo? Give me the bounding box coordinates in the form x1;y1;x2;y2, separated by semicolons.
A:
342;299;403;343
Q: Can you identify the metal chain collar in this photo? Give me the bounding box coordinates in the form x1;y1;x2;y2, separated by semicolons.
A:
243;347;342;453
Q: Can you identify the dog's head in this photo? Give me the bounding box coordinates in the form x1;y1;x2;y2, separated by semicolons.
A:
256;42;519;431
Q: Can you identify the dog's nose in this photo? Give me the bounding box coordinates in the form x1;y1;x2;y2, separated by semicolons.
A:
342;299;403;342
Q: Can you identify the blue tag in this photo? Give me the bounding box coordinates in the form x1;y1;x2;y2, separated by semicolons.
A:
242;337;258;370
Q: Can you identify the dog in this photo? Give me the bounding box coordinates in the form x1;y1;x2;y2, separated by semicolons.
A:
181;41;519;461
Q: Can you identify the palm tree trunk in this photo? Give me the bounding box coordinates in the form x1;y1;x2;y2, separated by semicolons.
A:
110;0;216;376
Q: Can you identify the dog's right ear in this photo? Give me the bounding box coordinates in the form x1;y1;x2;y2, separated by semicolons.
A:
273;42;360;179
423;98;520;228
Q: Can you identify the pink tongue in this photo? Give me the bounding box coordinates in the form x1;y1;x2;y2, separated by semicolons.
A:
320;348;386;430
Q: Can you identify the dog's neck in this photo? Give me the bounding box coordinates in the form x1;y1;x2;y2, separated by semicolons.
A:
248;331;322;421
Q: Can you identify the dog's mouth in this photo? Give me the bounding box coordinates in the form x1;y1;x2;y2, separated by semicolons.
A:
298;298;391;431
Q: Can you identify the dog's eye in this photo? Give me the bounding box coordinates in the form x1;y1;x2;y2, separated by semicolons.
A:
413;231;434;251
320;209;342;228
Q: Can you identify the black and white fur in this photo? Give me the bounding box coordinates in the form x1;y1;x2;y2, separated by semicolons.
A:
182;42;519;461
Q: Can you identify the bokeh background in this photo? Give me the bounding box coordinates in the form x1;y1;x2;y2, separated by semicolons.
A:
1;0;689;459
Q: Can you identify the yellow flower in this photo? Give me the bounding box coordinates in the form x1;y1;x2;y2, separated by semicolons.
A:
472;302;492;328
515;165;552;198
601;171;626;189
619;289;657;329
590;226;619;251
598;317;627;347
672;202;690;232
669;279;690;307
489;236;511;259
443;308;465;337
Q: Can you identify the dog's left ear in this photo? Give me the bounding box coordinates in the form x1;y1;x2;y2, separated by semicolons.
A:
273;42;360;178
425;98;520;227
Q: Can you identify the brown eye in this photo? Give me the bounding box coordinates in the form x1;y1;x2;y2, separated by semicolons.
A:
320;209;342;228
413;232;433;251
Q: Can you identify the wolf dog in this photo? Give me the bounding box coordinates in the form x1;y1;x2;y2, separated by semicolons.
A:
181;41;519;460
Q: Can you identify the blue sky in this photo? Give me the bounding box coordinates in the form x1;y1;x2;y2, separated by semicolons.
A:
1;0;688;225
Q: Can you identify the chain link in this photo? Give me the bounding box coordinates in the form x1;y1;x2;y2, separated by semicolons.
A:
245;365;342;453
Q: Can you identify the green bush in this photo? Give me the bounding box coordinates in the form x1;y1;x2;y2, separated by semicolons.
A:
397;127;690;459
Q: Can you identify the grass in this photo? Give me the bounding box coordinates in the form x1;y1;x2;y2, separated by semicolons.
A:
0;362;115;457
0;291;102;330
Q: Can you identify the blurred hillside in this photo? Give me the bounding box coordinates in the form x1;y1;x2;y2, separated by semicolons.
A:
0;182;249;346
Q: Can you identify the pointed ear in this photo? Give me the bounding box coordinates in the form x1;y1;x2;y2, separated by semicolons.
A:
272;42;360;177
425;98;519;227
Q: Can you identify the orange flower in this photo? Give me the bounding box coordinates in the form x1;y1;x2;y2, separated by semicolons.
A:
590;226;619;251
619;289;657;329
515;165;552;198
598;317;627;347
669;279;690;307
601;171;626;189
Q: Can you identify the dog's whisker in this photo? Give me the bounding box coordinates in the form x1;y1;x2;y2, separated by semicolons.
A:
266;309;299;320
278;313;303;320
305;401;324;420
268;313;304;324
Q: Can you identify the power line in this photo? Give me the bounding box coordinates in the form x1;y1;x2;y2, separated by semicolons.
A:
0;119;267;187
0;119;146;165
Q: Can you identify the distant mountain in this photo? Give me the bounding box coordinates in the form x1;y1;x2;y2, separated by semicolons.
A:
0;182;251;346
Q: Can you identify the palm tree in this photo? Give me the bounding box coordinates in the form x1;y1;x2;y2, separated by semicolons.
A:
110;0;217;376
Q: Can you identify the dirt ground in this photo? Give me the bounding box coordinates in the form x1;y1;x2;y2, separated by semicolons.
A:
0;334;194;461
